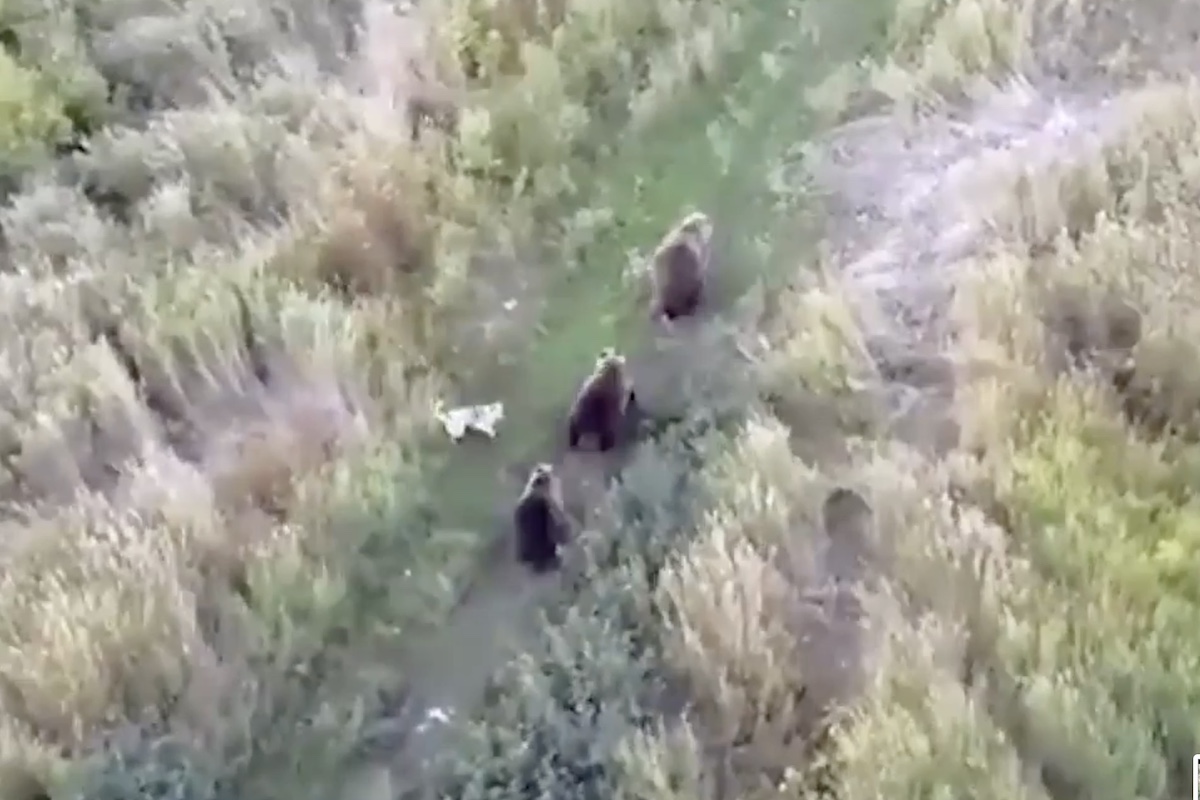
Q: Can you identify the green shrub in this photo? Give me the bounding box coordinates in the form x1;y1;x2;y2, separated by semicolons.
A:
430;422;725;800
68;738;218;800
0;50;70;185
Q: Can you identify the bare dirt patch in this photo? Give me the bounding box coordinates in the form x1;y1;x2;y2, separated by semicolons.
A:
808;77;1132;452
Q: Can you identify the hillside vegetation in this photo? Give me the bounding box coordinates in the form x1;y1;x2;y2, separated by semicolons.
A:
2;0;1199;797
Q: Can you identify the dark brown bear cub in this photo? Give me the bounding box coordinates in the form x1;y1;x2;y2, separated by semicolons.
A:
649;210;714;327
567;348;635;453
513;463;570;573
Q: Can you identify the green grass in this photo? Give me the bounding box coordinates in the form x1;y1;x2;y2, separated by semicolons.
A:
427;0;894;534
0;50;71;181
337;0;897;792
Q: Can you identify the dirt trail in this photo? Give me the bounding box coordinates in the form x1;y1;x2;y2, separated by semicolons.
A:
333;5;779;788
329;2;891;793
378;268;767;788
811;78;1131;448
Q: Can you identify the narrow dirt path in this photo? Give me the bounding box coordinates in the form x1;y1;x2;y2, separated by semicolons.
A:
336;2;897;796
812;79;1131;452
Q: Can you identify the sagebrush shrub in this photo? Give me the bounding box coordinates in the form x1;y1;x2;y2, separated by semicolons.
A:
0;0;777;795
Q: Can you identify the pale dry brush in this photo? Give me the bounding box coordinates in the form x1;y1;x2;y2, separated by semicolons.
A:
610;722;717;800
842;2;1200;798
647;270;887;793
661;2;1200;798
0;2;464;793
753;271;884;459
0;0;767;792
657;1;1200;796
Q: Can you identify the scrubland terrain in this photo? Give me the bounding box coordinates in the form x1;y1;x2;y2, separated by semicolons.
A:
3;0;1200;797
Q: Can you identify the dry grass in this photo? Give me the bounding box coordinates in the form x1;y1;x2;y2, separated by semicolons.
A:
726;1;1200;798
0;0;750;794
816;0;1200;795
933;74;1200;798
9;0;1200;794
414;0;1200;799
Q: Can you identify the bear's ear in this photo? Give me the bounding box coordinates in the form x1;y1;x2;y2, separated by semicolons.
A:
677;210;713;238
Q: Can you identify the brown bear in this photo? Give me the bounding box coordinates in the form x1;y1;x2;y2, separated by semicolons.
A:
648;210;714;328
567;348;636;453
513;462;570;573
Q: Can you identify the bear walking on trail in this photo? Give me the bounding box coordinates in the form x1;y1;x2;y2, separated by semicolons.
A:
513;463;570;573
648;210;715;328
567;348;636;453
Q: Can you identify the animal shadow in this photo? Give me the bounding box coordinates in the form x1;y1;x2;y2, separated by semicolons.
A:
792;488;877;732
821;486;874;584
